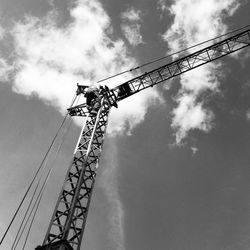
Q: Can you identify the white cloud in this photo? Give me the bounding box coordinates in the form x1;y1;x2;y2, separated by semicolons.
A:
0;25;5;39
121;7;141;22
246;108;250;121
172;93;214;144
157;0;169;18
0;58;13;82
0;24;12;82
163;0;239;49
162;0;240;143
157;0;167;12
121;7;144;46
11;0;161;135
191;146;198;156
108;87;162;135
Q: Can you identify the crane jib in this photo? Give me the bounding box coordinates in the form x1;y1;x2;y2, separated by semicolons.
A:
113;27;250;102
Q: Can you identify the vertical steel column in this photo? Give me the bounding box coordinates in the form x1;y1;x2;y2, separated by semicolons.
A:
38;98;110;250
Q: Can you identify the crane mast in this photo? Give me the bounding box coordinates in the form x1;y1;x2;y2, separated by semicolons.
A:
36;28;250;250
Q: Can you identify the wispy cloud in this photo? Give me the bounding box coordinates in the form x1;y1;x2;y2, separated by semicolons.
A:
157;0;169;19
121;7;144;46
0;58;13;82
99;139;125;250
0;25;12;82
172;92;215;143
0;25;5;39
246;108;250;121
161;0;240;144
191;146;198;156
108;88;162;135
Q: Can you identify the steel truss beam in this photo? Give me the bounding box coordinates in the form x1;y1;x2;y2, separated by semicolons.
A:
113;28;250;101
39;99;110;250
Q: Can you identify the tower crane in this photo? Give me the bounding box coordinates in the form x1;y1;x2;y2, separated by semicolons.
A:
36;27;250;250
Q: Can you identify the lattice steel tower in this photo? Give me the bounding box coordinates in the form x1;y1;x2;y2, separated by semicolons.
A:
36;28;250;250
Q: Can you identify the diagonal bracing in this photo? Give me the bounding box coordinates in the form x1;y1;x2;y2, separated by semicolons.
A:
39;99;110;250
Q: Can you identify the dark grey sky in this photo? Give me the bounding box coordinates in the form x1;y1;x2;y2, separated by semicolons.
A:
0;0;250;250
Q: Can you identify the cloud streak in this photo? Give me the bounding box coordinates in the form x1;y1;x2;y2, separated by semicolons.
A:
0;24;5;39
0;25;13;82
161;0;240;143
99;139;125;250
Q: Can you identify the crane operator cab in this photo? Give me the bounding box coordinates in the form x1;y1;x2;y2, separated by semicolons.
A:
84;85;101;116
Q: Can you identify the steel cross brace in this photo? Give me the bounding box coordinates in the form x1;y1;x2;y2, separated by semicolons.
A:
113;28;250;101
39;98;110;250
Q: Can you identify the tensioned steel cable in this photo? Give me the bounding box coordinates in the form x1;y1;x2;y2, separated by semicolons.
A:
22;116;74;249
97;24;250;84
12;116;73;249
21;169;52;250
0;94;77;246
11;118;72;249
22;192;44;250
0;118;65;246
10;178;42;250
12;171;50;250
22;193;44;250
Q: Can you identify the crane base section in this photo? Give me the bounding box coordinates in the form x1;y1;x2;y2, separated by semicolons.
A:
35;240;73;250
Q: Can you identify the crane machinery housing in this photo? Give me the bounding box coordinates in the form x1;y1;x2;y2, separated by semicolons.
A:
35;27;250;250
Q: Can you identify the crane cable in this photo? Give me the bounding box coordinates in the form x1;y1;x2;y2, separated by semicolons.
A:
0;94;77;246
97;24;250;84
10;178;42;250
11;117;73;250
11;169;52;250
20;113;74;249
21;168;52;250
23;117;74;249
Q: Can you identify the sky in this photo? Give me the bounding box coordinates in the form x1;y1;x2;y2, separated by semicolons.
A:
0;0;250;249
